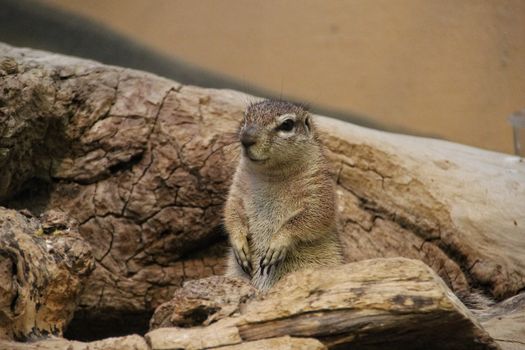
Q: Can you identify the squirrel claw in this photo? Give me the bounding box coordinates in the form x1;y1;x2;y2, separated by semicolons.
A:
259;244;287;275
232;237;252;276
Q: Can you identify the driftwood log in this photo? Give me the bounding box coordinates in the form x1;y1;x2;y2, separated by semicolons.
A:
145;258;497;350
0;43;524;348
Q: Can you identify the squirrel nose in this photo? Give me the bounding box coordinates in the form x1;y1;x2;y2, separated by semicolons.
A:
241;128;257;148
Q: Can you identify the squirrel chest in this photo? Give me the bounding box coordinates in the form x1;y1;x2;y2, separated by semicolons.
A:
243;175;309;248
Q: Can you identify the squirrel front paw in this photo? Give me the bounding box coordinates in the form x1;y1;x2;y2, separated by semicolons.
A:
231;235;253;276
259;235;291;275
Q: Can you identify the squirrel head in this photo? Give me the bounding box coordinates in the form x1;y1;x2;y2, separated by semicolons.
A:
239;100;317;168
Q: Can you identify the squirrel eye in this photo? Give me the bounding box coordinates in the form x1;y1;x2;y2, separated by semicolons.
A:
277;119;295;132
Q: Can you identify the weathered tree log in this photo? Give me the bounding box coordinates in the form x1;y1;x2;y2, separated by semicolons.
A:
0;207;94;340
0;42;524;329
145;258;499;350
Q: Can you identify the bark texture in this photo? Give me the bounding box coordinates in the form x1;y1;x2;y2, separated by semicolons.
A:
0;207;94;340
0;44;232;319
145;258;499;350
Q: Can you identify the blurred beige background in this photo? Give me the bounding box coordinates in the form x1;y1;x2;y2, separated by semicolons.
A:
42;0;525;154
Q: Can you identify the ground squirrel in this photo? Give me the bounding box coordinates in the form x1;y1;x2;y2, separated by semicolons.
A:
224;100;343;291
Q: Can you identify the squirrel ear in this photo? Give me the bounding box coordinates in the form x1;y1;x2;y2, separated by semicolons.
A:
304;116;312;134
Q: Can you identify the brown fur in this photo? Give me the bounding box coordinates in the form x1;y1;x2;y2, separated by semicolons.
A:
224;100;343;291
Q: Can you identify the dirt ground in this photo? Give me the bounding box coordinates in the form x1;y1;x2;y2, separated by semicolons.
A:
41;0;525;154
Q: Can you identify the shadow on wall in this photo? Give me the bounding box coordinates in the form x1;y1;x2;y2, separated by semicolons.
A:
0;0;435;137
